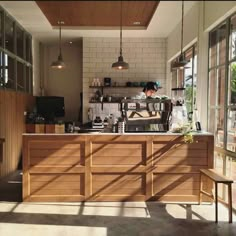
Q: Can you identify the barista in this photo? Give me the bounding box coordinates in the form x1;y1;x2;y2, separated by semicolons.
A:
142;81;158;98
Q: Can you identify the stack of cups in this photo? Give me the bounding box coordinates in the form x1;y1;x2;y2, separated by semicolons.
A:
118;121;125;133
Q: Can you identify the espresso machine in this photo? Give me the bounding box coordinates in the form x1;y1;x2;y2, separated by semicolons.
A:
120;98;172;132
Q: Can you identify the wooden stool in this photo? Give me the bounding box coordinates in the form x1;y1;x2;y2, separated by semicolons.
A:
199;169;234;223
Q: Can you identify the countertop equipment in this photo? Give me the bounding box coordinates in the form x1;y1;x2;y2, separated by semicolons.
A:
121;98;172;132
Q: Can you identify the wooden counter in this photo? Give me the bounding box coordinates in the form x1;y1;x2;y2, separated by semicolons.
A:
23;133;214;202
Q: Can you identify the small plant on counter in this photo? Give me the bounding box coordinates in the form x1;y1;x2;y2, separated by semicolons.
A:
183;131;194;144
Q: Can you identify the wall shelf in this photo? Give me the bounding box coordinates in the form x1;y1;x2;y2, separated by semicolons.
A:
171;87;185;91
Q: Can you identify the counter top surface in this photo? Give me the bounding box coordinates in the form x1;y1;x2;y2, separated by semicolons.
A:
23;131;212;136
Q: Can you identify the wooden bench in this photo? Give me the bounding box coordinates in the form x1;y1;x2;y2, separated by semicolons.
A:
199;169;234;223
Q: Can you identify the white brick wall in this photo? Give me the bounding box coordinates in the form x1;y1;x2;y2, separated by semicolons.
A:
83;37;167;122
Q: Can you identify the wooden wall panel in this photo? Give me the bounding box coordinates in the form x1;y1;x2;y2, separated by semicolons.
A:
0;90;35;178
91;142;145;165
30;173;84;196
92;173;145;196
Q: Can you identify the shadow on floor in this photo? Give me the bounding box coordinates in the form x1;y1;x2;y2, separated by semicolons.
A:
0;171;236;236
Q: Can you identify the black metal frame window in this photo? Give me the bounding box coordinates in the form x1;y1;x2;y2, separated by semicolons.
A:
171;44;197;123
208;13;236;208
0;6;33;94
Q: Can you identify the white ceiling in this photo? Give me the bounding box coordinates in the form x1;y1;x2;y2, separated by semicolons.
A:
0;1;197;44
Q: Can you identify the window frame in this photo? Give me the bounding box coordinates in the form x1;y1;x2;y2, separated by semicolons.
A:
0;5;33;94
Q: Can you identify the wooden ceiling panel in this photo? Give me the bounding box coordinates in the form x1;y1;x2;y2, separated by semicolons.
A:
36;1;159;28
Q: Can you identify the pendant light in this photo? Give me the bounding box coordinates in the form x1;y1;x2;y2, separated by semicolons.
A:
51;21;66;69
112;1;129;70
172;1;189;70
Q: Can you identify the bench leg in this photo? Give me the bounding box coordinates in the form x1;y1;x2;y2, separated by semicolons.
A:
228;183;233;223
215;182;218;223
199;173;203;205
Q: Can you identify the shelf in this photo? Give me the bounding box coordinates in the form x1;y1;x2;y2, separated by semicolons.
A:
89;86;162;89
89;101;121;103
171;87;185;91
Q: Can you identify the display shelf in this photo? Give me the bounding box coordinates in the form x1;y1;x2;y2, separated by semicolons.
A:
171;87;185;91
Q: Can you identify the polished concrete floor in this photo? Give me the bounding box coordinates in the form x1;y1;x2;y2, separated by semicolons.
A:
0;171;235;236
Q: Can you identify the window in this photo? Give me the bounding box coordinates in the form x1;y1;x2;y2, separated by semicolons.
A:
0;6;33;93
171;44;197;122
5;14;14;54
208;13;236;210
16;25;24;59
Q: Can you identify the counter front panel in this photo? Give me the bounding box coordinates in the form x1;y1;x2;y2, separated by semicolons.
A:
23;134;213;202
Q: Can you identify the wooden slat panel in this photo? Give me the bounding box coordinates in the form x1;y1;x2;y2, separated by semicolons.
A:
30;173;84;195
92;174;145;196
154;173;200;182
92;148;142;157
30;142;82;149
154;189;199;195
153;149;207;158
92;156;143;165
30;174;82;182
154;156;207;166
36;1;159;28
152;165;208;173
0;90;34;178
30;189;82;195
29;166;85;173
154;142;207;150
92;143;142;149
30;149;83;157
30;156;82;166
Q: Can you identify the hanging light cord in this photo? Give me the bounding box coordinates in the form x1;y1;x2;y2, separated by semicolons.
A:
120;0;123;57
180;0;184;55
59;21;62;57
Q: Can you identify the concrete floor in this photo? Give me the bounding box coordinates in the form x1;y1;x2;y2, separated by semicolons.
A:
0;171;235;236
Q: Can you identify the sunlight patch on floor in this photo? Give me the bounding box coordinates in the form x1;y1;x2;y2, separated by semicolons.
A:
0;201;150;218
0;223;107;236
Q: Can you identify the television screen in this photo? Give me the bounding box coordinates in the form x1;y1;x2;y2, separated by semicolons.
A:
36;96;65;121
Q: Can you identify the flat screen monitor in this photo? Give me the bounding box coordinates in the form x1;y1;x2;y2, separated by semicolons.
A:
36;96;65;121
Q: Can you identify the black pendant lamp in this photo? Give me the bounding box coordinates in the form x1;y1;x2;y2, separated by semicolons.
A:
172;1;189;70
51;21;66;69
112;1;129;70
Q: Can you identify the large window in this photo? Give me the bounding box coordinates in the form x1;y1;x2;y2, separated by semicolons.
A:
171;44;197;123
0;6;33;94
208;13;236;209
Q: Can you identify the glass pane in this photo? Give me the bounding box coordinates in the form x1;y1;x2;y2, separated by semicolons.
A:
218;23;227;65
17;61;24;91
30;67;33;94
209;29;217;68
177;69;184;88
25;65;33;93
0;51;4;88
227;108;236;152
172;70;177;88
226;156;236;208
5;14;14;53
229;62;236;105
0;11;3;47
16;25;24;59
184;58;193;115
230;14;236;60
25;65;30;93
208;108;216;134
209;69;217;106
217;66;225;107
215;108;224;148
4;55;15;89
25;34;32;63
